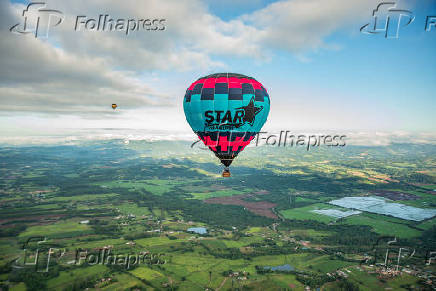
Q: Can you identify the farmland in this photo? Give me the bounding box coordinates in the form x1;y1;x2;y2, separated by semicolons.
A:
0;141;435;290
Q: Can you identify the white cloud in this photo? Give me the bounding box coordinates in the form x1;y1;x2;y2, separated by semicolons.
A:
0;0;416;130
241;0;381;54
1;1;174;116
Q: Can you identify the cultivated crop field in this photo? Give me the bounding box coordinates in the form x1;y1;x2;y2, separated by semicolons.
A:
0;142;434;290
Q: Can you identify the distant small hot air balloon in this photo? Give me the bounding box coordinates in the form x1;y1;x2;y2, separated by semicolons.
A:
183;73;270;177
112;104;117;110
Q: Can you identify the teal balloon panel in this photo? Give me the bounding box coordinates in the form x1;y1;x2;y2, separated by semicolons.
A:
183;73;270;167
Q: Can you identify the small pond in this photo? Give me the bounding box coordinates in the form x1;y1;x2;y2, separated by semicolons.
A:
187;227;207;234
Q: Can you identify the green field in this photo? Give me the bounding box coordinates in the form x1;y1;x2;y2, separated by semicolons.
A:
97;179;176;195
19;220;92;239
280;203;339;223
46;193;119;202
47;265;108;290
0;142;434;290
344;214;421;238
101;272;146;290
129;266;164;281
417;217;436;230
117;202;151;216
190;189;247;200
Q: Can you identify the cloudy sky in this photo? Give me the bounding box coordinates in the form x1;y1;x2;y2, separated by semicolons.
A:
1;0;435;142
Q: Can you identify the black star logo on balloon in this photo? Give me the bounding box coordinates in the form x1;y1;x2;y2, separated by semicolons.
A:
237;97;263;126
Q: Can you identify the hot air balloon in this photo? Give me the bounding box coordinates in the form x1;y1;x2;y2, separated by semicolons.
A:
183;73;270;177
112;104;117;110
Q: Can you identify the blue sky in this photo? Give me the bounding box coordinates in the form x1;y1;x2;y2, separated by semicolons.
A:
208;0;436;131
1;0;435;142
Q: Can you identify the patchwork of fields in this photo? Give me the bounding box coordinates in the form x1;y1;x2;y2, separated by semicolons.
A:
0;142;435;290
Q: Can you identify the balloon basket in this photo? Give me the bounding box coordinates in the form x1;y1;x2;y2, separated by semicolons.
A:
222;168;231;178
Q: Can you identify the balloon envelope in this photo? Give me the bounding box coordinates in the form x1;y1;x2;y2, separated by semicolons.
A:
183;73;270;167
